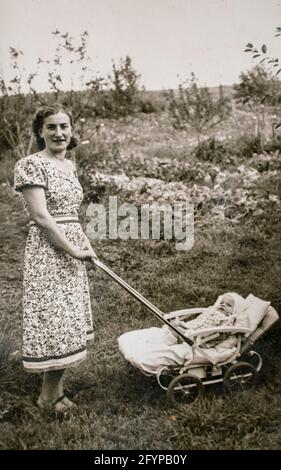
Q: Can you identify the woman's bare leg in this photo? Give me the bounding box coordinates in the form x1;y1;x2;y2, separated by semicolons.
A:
39;369;65;402
38;369;76;410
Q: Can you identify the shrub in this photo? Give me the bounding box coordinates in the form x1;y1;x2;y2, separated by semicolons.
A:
168;74;231;143
139;100;157;114
192;137;233;164
0;33;105;162
139;91;167;114
75;126;121;202
233;66;281;106
193;134;265;163
235;134;263;158
264;137;281;153
107;56;141;118
233;66;281;150
0;92;37;160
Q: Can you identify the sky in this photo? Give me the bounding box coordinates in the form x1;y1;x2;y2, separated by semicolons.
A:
0;0;280;92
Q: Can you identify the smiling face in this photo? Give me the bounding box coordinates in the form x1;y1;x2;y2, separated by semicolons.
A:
39;112;72;155
216;294;235;316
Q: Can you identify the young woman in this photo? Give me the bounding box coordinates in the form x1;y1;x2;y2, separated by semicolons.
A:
14;104;97;413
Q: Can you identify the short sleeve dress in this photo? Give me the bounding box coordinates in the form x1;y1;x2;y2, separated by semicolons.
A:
14;154;94;372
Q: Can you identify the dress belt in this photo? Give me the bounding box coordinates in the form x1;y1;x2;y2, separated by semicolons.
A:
29;215;80;227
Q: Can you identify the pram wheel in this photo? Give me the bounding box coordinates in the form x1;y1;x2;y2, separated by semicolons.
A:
223;362;257;395
167;374;203;406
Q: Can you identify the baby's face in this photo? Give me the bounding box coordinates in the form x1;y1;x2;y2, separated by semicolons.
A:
217;295;234;316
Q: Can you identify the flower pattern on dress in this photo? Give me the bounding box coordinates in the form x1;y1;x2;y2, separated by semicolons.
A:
14;154;94;372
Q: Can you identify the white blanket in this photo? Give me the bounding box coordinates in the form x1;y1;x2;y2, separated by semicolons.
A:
118;327;193;375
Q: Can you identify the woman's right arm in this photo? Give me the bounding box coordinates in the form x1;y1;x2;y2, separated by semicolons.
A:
22;186;95;261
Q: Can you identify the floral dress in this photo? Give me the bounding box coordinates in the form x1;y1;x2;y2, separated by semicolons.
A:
14;154;94;372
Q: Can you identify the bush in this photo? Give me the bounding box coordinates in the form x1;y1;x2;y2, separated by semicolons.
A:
192;137;233;163
193;135;264;163
168;74;231;143
233;66;281;106
264;137;281;153
0;93;37;160
75;129;121;202
107;56;141;118
139;100;157;114
235;134;263;158
139;91;167;114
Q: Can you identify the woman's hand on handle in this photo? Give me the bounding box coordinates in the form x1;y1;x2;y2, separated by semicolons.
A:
72;235;98;262
81;234;98;262
72;247;98;262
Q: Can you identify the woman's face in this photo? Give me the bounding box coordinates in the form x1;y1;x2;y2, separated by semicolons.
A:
40;112;72;154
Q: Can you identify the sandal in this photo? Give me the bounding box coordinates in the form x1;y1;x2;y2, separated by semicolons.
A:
37;395;77;413
60;396;77;409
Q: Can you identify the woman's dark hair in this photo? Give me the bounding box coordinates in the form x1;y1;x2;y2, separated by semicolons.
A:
32;104;78;151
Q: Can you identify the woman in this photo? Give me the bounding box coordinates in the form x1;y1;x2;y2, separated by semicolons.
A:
14;104;97;413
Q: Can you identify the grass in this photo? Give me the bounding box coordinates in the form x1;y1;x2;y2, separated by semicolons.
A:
1;108;281;450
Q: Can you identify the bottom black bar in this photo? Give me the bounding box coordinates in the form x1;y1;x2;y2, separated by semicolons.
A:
0;449;279;466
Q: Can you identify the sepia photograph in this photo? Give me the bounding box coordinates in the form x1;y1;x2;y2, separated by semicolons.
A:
0;0;280;456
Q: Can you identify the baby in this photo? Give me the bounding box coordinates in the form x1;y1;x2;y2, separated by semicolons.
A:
171;294;238;337
204;294;236;327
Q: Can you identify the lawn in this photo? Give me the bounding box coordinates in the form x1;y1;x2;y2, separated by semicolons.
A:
0;109;281;450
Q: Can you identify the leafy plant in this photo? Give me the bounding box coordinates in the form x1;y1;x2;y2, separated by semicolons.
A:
233;67;281;150
168;74;231;143
107;56;142;118
244;27;281;80
192;137;233;164
242;27;281;138
0;31;105;161
233;66;281;107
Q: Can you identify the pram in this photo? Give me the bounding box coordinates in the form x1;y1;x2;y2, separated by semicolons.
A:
93;260;279;405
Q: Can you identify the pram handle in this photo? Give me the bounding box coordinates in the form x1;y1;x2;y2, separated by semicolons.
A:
92;259;193;346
